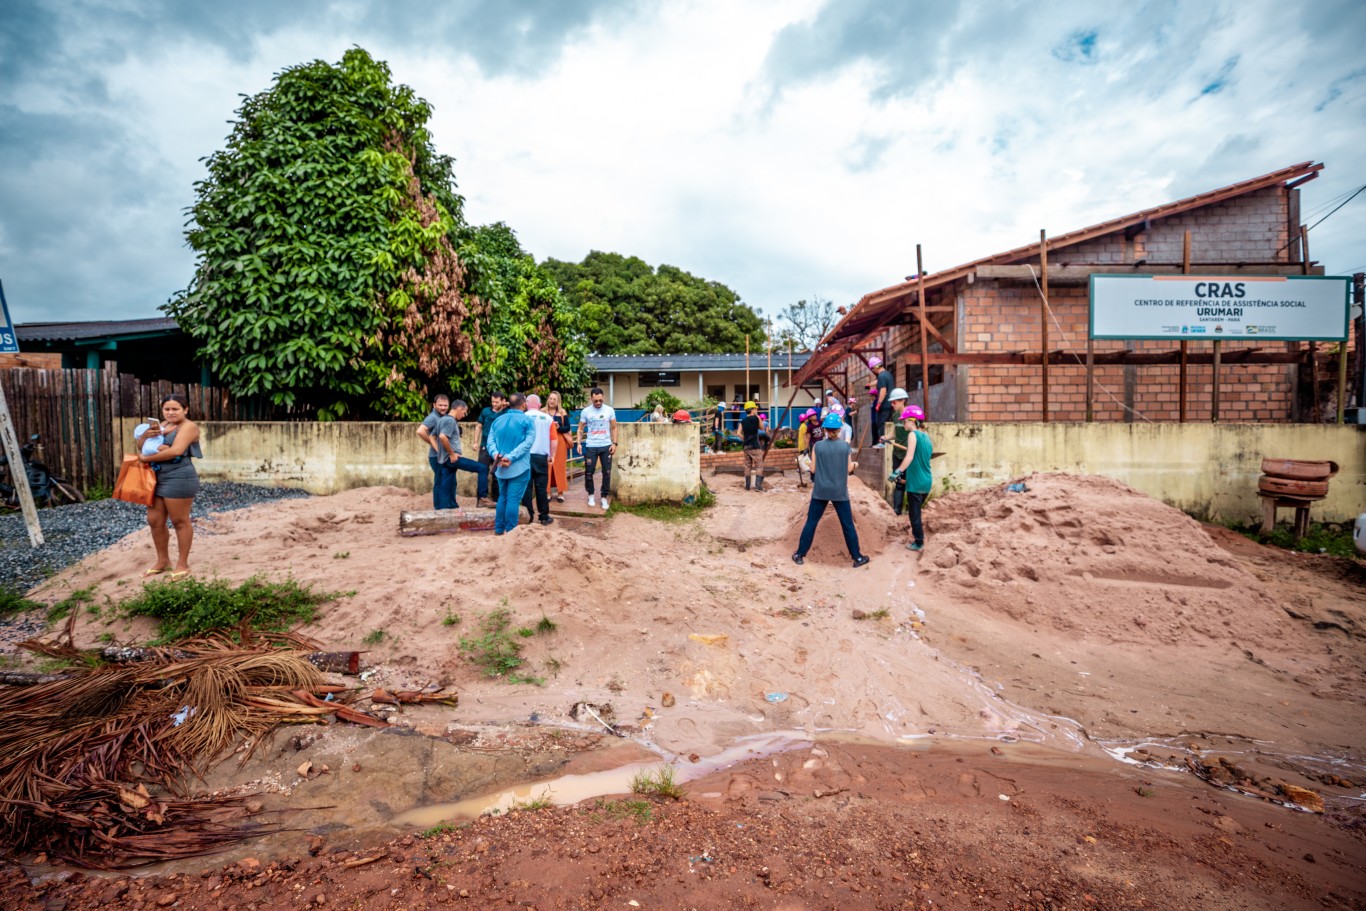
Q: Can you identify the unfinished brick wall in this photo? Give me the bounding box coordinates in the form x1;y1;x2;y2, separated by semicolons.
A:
841;184;1346;424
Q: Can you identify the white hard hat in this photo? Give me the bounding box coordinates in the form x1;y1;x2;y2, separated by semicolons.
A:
889;387;909;401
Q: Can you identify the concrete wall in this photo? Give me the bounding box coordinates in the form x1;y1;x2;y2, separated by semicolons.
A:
609;423;701;504
117;418;700;505
119;419;1362;521
887;421;1364;523
596;369;820;412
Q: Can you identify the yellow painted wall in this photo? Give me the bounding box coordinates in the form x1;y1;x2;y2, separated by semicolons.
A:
908;422;1364;523
117;419;1363;520
610;423;701;504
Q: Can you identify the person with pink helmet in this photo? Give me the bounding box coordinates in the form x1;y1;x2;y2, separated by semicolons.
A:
869;355;895;447
889;402;933;552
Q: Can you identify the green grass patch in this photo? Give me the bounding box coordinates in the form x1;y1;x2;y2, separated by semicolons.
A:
629;765;686;800
119;576;334;644
442;610;462;627
589;798;653;824
1227;521;1357;559
362;629;387;646
536;615;557;634
47;586;97;624
459;607;547;685
419;822;460;838
610;484;715;522
0;586;41;618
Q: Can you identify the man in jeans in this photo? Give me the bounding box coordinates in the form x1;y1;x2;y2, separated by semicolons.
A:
576;386;617;510
487;393;535;535
437;399;490;510
477;392;508;502
416;394;451;508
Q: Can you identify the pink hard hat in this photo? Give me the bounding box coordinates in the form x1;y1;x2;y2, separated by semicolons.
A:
901;404;926;421
869;356;882;368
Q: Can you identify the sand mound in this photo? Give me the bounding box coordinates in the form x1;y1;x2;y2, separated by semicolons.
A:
776;476;900;564
918;473;1287;647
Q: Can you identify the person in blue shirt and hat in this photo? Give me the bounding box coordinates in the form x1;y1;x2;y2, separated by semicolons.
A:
792;412;870;568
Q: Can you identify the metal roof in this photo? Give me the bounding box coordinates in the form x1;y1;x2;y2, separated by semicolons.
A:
793;161;1324;386
17;318;181;342
589;352;811;372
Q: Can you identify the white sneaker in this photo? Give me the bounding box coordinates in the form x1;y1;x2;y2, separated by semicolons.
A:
587;495;596;507
601;497;610;510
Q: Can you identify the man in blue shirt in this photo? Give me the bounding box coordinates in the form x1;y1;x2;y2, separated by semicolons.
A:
486;393;536;535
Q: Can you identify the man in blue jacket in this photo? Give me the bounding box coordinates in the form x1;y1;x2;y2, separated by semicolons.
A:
486;392;536;535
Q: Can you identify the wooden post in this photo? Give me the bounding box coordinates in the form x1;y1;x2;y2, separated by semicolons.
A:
1040;229;1050;423
915;244;930;417
1337;341;1348;424
745;334;750;402
766;318;772;412
0;382;43;546
1308;341;1320;423
1179;230;1190;423
787;339;794;427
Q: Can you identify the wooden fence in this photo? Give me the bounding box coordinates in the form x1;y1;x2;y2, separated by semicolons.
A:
0;367;255;491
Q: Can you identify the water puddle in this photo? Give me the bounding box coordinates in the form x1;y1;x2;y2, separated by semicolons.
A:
393;729;812;828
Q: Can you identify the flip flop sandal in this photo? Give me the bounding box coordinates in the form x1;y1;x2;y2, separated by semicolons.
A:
142;567;170;577
168;571;192;581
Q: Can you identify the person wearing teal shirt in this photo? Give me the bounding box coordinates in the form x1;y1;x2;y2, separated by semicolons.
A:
486;393;535;535
889;403;933;552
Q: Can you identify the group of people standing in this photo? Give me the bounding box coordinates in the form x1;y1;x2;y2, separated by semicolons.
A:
418;387;618;534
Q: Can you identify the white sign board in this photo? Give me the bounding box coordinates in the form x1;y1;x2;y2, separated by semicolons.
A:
0;280;16;353
1089;275;1350;342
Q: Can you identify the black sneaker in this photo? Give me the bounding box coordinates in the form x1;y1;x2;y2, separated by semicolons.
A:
539;516;554;526
791;553;804;565
852;555;870;568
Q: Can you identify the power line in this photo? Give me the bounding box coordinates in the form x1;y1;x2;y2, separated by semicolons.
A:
1279;182;1366;254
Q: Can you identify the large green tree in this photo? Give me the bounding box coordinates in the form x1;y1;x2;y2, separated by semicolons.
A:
542;252;766;354
458;223;591;406
166;49;588;419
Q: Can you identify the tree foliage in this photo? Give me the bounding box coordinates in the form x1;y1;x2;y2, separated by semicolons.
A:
774;296;836;351
542;252;766;355
167;48;481;419
457;223;591;407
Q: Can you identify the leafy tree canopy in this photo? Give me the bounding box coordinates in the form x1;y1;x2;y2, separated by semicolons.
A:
542;252;766;355
166;48;589;419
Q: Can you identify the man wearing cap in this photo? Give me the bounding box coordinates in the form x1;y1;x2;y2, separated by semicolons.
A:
741;400;765;491
878;387;911;514
870;356;895;447
519;394;554;526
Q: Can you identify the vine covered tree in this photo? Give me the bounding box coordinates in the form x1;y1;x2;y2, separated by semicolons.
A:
542;252;766;354
167;48;533;419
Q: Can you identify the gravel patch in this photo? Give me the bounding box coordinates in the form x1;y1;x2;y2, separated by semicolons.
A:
0;483;311;594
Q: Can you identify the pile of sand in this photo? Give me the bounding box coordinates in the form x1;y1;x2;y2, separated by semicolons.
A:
917;473;1287;648
775;476;901;564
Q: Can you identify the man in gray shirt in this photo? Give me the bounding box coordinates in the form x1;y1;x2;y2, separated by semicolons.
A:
437;399;490;510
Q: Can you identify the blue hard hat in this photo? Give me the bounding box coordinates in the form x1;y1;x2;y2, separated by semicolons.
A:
821;412;843;430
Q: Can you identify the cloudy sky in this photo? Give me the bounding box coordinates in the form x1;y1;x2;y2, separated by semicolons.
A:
2;0;1364;327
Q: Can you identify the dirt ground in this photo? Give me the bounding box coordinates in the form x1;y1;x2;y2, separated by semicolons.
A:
5;471;1364;909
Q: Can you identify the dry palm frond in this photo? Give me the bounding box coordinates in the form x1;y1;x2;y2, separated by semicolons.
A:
0;643;333;868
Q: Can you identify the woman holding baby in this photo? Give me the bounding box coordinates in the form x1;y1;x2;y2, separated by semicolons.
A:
134;394;202;578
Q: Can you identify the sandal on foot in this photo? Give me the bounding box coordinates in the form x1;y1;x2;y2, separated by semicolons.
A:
141;567;170;577
168;570;192;581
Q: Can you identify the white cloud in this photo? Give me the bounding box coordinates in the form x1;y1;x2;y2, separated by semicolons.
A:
1;0;1362;328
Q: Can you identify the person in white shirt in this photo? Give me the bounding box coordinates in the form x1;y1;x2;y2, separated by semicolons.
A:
575;386;617;510
520;394;555;526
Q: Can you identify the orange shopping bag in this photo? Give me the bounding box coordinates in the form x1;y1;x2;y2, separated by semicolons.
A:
112;454;156;506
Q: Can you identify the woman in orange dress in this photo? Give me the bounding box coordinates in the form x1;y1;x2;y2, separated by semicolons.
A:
545;391;572;502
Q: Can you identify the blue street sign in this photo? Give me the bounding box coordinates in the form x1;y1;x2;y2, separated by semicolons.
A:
0;281;16;353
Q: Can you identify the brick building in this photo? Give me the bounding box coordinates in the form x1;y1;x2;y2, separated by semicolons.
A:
793;162;1358;424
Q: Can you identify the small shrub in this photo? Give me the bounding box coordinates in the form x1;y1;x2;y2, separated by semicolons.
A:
120;576;333;644
0;586;40;618
419;822;459;838
630;765;686;800
516;627;535;638
1228;521;1356;559
47;586;96;624
83;484;113;502
594;799;653;824
536;615;557;634
442;610;462;627
362;629;387;646
459;608;526;679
